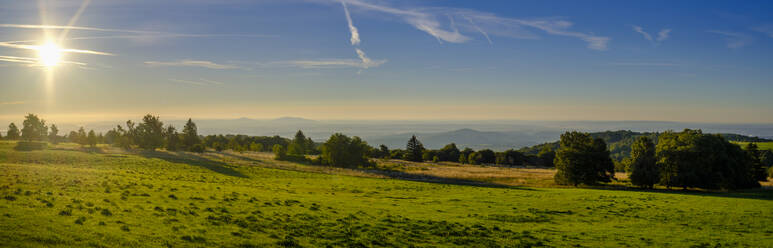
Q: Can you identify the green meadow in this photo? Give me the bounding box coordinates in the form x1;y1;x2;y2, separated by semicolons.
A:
734;141;773;151
1;141;772;247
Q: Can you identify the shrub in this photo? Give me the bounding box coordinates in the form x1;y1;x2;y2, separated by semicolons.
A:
14;141;48;151
190;144;205;153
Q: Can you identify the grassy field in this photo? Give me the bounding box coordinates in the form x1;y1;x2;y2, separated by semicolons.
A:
1;141;772;247
733;141;773;151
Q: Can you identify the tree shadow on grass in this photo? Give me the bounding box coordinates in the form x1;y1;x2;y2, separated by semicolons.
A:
583;184;773;201
350;167;538;191
217;152;267;164
136;150;248;178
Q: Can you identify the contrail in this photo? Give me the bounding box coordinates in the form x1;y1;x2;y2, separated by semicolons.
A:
341;1;361;45
0;24;164;34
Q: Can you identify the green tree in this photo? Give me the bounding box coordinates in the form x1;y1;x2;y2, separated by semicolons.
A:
319;133;371;168
290;130;309;155
404;135;425;162
135;114;164;150
273;144;287;160
87;130;97;148
422;150;437;162
745;143;767;182
538;145;556;167
629;136;658;188
6;123;20;140
554;131;615;186
165;125;180;151
21;114;47;142
378;144;390;159
459;147;474;164
437;143;460;162
657;129;758;190
182;118;201;151
48;124;59;144
76;127;88;147
249;142;264;152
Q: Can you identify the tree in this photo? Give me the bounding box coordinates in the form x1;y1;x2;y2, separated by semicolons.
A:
165;125;180;151
378;145;390;159
629;136;658;188
459;148;474;164
273;144;287;160
404;135;425;162
182;118;201;151
87;130;97;148
49;124;59;144
249;142;264;152
21;114;47;142
290;130;310;155
538;145;556;167
745;143;767;182
422;150;437;162
135;115;164;150
657;129;758;190
554;131;615;186
6;123;20;140
496;150;525;166
319;133;371;168
437;143;460;162
76;127;88;146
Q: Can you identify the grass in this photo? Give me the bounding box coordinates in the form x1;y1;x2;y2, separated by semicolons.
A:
733;141;773;151
1;141;772;247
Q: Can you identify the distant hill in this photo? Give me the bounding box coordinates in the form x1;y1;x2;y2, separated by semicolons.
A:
366;128;561;150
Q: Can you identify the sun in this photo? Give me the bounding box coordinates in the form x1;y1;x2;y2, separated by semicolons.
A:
37;42;62;67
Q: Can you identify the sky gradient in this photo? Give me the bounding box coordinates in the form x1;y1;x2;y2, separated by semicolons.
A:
1;0;772;125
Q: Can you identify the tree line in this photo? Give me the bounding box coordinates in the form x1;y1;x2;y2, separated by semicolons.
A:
4;114;770;189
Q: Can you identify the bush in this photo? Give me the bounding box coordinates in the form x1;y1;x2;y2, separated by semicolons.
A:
14;141;48;151
190;144;205;153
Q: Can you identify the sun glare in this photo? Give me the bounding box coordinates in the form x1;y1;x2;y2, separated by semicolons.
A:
37;42;62;67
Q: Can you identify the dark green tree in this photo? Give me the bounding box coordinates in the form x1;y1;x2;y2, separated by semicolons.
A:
745;143;767;182
165;125;180;151
629;136;658;188
21;114;47;142
182;118;201;151
135;114;164;150
319;133;371;168
554;131;615;186
48;124;59;144
538;145;556;167
459;147;474;164
87;130;97;148
76;127;88;146
404;135;425;162
437;143;460;162
273;144;287;160
378;144;390;159
6;123;20;140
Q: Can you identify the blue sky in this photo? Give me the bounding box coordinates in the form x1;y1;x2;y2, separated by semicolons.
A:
0;0;772;124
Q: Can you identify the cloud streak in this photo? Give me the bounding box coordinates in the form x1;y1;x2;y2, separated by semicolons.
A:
708;30;752;48
145;60;240;69
0;41;113;55
632;26;671;44
341;1;361;45
336;0;607;50
169;78;224;86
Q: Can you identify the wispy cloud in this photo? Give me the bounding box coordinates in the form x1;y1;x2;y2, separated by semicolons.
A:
0;41;113;55
279;48;386;69
341;1;361;45
633;26;653;42
145;60;240;69
0;55;87;67
609;62;681;67
0;101;25;105
169;78;225;86
657;29;671;42
335;0;607;50
708;30;752;48
752;25;773;38
632;26;671;43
